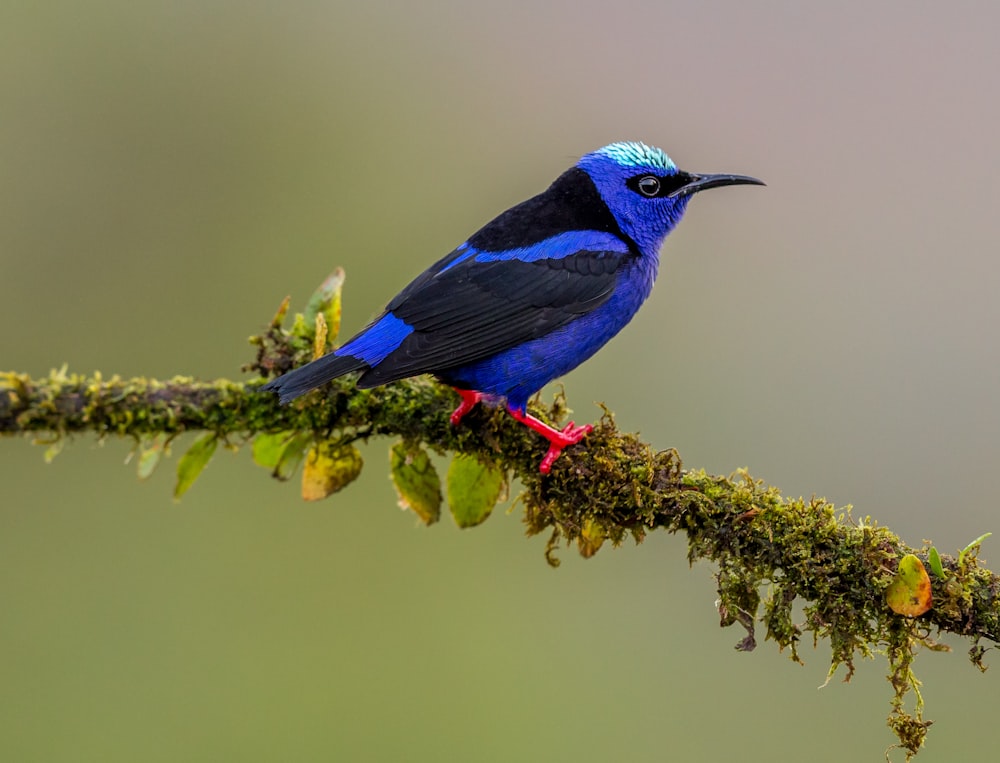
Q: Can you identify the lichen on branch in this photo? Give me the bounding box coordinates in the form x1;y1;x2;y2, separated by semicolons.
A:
1;273;996;760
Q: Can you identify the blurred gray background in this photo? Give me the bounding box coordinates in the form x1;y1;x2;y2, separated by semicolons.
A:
2;2;997;760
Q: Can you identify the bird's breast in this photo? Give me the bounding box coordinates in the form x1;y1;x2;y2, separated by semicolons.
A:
438;253;659;409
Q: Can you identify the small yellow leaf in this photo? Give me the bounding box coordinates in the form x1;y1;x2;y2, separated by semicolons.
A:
313;313;328;359
447;454;505;529
577;518;606;558
886;554;932;617
301;441;363;501
389;441;441;525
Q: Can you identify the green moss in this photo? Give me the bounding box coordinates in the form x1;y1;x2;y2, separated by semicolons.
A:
1;279;997;759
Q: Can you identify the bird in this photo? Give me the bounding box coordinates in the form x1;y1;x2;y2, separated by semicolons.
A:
262;141;763;474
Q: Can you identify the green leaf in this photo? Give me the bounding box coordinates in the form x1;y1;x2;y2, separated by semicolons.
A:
301;442;364;501
289;313;309;338
389;441;441;525
252;432;312;481
447;454;505;529
137;434;168;480
252;432;290;470
927;546;945;578
173;433;218;501
886;553;932;617
303;268;345;346
959;532;992;565
275;433;312;481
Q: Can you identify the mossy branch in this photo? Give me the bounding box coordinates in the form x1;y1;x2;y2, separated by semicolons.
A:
1;279;996;760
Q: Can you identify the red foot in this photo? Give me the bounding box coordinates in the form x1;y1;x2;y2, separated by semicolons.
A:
507;407;593;474
450;389;483;426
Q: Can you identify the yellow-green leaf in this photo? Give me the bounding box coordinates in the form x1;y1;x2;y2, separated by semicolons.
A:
927;547;944;578
886;553;932;617
301;442;363;501
252;432;290;470
447;454;505;529
43;439;64;464
173;433;218;501
303;268;345;345
252;432;312;480
272;432;312;481
959;532;992;565
577;518;606;558
137;434;168;480
290;312;308;338
389;441;441;525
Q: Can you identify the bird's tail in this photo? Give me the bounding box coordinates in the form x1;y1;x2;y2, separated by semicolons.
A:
260;352;368;403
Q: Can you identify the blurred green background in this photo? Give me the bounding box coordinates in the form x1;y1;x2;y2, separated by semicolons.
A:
2;2;997;760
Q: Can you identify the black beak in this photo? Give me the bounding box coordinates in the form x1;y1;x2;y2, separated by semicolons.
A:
669;172;766;198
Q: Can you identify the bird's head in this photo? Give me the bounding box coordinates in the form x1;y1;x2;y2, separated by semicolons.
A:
578;141;764;255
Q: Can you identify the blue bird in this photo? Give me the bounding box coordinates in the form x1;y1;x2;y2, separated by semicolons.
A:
262;141;763;473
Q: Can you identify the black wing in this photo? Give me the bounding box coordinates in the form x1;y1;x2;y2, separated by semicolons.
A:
357;248;630;387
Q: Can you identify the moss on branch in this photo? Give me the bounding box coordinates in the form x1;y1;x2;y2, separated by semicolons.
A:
1;286;997;761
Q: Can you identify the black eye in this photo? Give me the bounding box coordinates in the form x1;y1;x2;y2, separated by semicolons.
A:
637;176;660;197
627;172;693;198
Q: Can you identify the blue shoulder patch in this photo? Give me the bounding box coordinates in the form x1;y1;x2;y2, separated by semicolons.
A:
437;242;476;274
338;312;413;365
472;230;630;264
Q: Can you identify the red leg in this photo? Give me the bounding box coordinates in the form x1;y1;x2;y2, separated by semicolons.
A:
450;388;483;426
506;406;593;474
